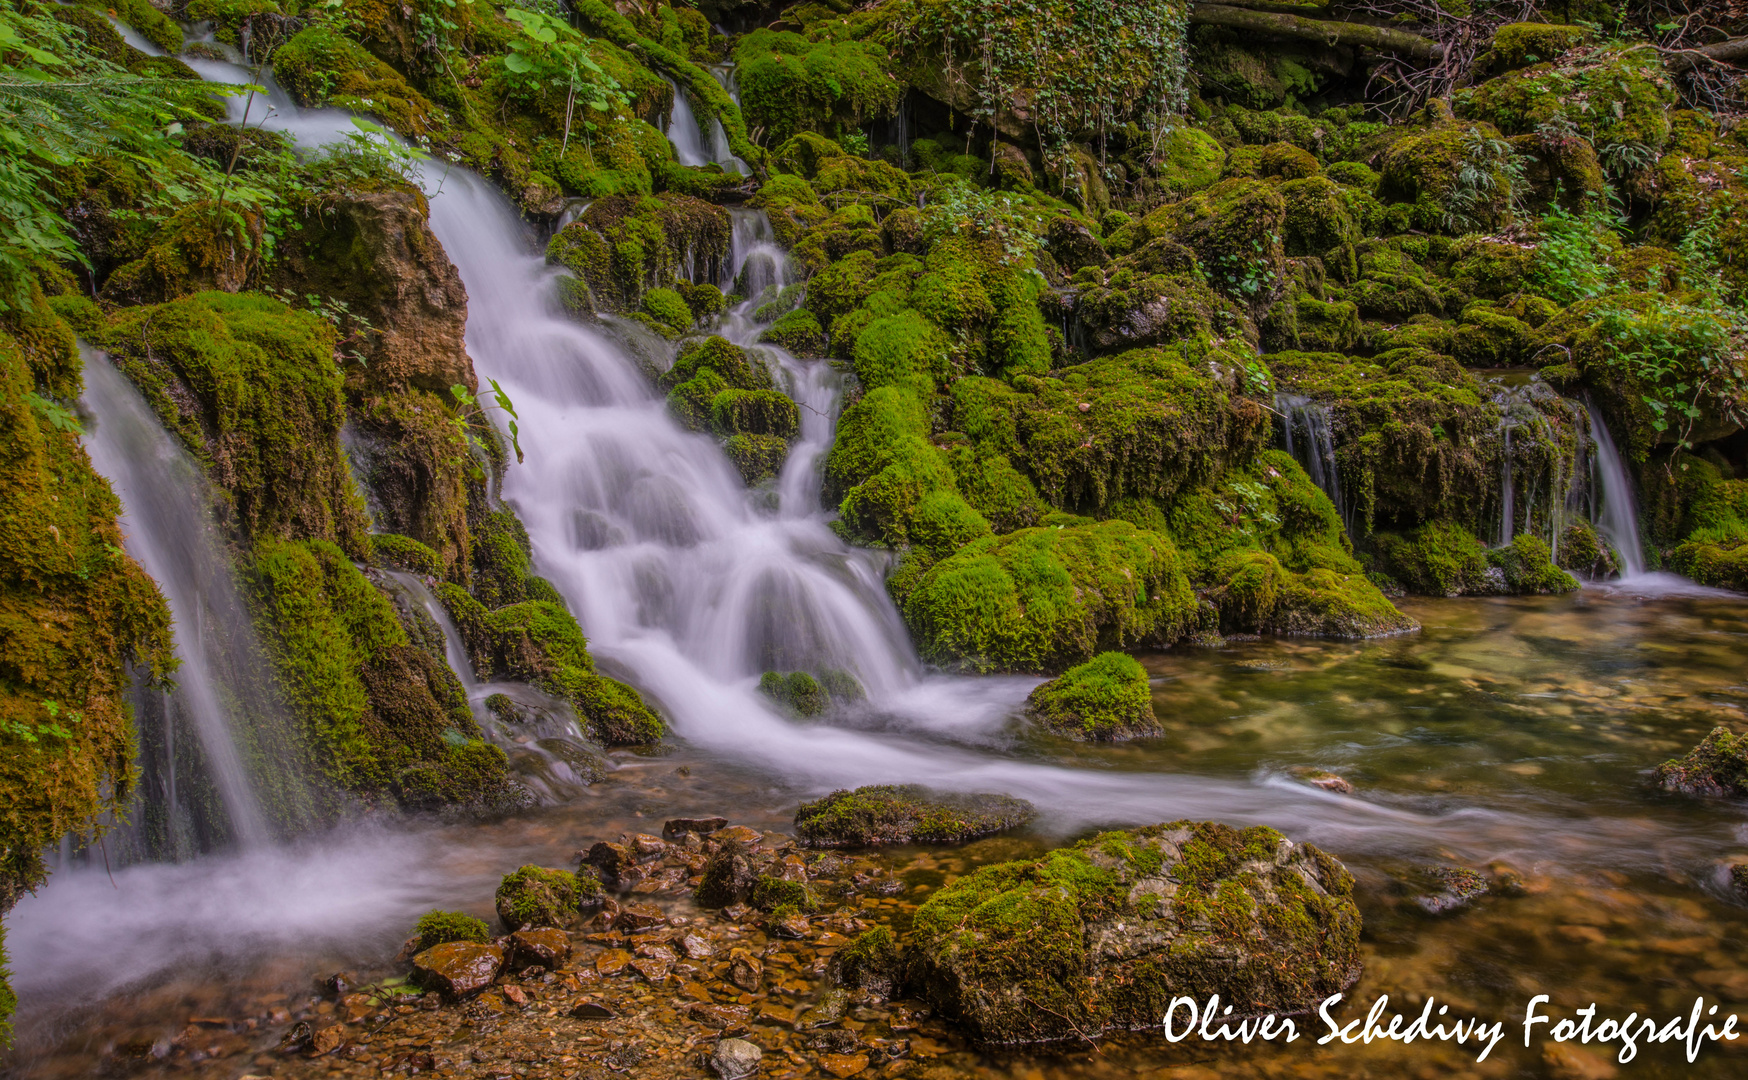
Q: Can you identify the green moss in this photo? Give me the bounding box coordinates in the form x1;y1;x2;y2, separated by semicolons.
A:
545;194;730;315
0;311;176;912
900;519;1197;673
1025;652;1158;741
711;388;800;440
1489;533;1580;594
725;433;790;485
830;925;902;994
750;875;820;912
1376;118;1517;234
1489;23;1592;68
413;909;490;951
481;600;664;745
759;670;828;717
1153;127;1226;195
94;291;367;549
795;784;1035;847
68;0;181;51
760;308;827;356
661;335;773;392
495;865;586;931
272;23;442;136
1657;726;1748;797
1373;521;1493;596
1457;43;1674;157
907;820;1361;1044
370;533;444;578
640;286;693;335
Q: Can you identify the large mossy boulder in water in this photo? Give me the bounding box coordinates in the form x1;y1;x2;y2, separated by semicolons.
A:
907;821;1362;1044
795;785;1036;847
1656;727;1748;798
494;865;602;931
1025;652;1159;741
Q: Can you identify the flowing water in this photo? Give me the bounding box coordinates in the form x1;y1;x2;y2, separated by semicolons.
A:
1586;399;1649;577
12;57;1748;1080
1276;392;1348;533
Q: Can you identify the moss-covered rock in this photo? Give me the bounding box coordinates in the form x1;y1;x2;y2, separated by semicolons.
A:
828;925;903;996
899;519;1197;674
494;865;593;931
1489;533;1579;594
795;785;1036;847
759;671;828;717
545;194;729;316
1025;652;1158;741
760;308;827;356
908;821;1361;1044
725;433;790;485
480;600;664;746
1656;727;1748;798
413;909;491;951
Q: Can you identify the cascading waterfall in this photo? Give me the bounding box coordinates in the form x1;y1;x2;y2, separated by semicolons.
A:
1583;399;1647;577
80;350;311;857
1274;392;1347;532
705;65;752;175
662;77;711;168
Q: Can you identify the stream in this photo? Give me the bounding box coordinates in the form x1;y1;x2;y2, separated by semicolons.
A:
8;37;1748;1080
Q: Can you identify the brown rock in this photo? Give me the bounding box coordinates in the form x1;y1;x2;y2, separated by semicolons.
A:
688;1001;751;1028
509;927;572;969
679;933;717;960
715;826;763;846
595;949;634;976
569;999;617;1019
695;845;756;908
411;941;504;999
585;841;639;888
663;817;728;840
726;948;763;993
501;984;528;1006
681;980;715;1003
635;943;677;963
339;993;374;1023
615;902;668;931
309;1025;344;1055
770;912;810;939
630;957;671;982
632;833;667;857
820;1053;870;1078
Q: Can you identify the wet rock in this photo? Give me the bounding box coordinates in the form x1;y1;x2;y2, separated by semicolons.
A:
1655;727;1748;797
715;825;764;846
508;927;571;969
695;842;758;908
679;933;717;960
585;842;640;889
632;833;668;857
495;865;588;932
907;820;1361;1043
277;1022;313;1054
411;941;505;999
689;1001;752;1028
828;926;903;997
769;910;811;939
630;957;671;981
324;971;358;996
501;984;528;1006
1732;864;1748;900
569;999;617;1019
808;1029;863;1055
535;737;607;783
615;902;668;931
1046;215;1109;272
309;1025;344;1054
795;785;1036;846
820;1052;871;1078
708;1037;763;1079
596;949;633;976
798;988;850;1028
1290;766;1355;795
726;947;764;992
1412;865;1491;914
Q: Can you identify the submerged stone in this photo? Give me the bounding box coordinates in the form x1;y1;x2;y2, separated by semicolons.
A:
907;820;1361;1043
795;784;1036;847
1411;865;1491;914
412;941;504;999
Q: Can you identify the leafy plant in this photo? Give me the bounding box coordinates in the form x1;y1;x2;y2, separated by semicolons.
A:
920;178;1043;266
501;7;628;158
1442;130;1528;233
449;380;525;463
1528;202;1619;304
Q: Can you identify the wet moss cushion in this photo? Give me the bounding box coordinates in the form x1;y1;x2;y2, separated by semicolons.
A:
794;784;1036;847
1025;651;1159;741
908;821;1362;1044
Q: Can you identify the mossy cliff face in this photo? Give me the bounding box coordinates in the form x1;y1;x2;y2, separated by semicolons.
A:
907;820;1361;1044
0;306;176;913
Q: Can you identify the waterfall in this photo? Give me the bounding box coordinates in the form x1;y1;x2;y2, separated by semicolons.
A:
80;349;300;855
1583;400;1647;577
725;208;791;302
1274;393;1347;532
663;78;711;168
704;65;751;175
106;15;168;56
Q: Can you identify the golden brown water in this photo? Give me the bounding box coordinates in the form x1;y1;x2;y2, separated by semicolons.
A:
9;584;1748;1078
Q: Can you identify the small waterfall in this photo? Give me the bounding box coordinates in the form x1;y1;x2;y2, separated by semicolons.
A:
105;15;168;56
81;349;294;855
663;78;711;168
1583;399;1646;576
1274;393;1347;531
726;209;791;301
704;65;751;175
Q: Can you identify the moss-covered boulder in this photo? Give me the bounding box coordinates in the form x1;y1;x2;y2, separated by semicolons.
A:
829;925;904;996
907;821;1361;1043
478;599;665;745
494;864;598;931
1025;652;1159;741
545;194;729;315
795;785;1036;847
412;909;491;952
759;670;827;717
1656;727;1748;798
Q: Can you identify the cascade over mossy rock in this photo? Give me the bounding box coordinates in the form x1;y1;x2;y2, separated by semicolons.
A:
795;785;1036;847
907;821;1362;1044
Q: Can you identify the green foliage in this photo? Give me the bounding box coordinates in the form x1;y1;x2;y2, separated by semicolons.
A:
733;28;903;145
1528;203;1620;303
919;179;1043;268
500;7;629;157
495;864;585;931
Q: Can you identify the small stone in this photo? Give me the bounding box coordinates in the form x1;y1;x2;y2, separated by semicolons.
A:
798;988;849;1028
633;833;667;857
595;949;633;976
411;941;504;999
509;927;572;969
585;842;639;888
501;984;528;1006
770;912;810;939
276;1023;312;1054
324;972;358;996
681;980;715;1003
1413;865;1490;914
1289;766;1354;795
726;948;763;993
679;933;717;960
630;957;671;981
615;902;668;931
715;825;763;846
309;1026;344;1055
708;1037;762;1080
339;993;374;1023
568;999;616;1019
688;1002;751;1028
722;902;754;923
663;816;729;841
820;1052;871;1078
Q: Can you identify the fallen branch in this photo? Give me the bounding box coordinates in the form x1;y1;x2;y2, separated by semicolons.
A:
1189;3;1443;60
1665;35;1748;73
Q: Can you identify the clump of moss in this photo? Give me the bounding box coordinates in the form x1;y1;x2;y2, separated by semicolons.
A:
545;194;730;316
759;671;828;717
760;308;827;356
371;532;444;578
495;865;586;932
1372;521;1495;596
480;600;664;745
1656;727;1748;798
413;909;490;951
749;875;819;913
734;28;902;146
1025;652;1159;741
1488;533;1579;594
795;784;1036;847
0;922;13;1048
907;820;1361;1044
829;925;903;996
725;433;790;485
1556;520;1619;580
